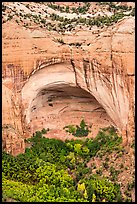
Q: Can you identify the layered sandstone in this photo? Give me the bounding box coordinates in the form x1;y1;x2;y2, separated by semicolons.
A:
2;13;135;155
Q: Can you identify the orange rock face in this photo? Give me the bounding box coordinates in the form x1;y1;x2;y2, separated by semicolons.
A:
2;11;135;155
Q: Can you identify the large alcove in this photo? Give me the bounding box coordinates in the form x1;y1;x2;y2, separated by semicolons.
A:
22;62;114;139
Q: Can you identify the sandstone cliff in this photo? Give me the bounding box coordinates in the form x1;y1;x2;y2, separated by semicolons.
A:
2;3;135;155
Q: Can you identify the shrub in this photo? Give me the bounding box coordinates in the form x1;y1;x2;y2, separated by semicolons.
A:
63;125;76;134
2;4;7;12
26;4;30;9
7;15;13;21
15;19;19;24
41;128;47;134
41;18;46;24
57;38;65;44
64;119;91;137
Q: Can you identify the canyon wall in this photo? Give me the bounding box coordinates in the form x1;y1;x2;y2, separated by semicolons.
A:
2;17;135;155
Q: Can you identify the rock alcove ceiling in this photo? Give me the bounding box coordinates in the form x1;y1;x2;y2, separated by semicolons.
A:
22;62;114;139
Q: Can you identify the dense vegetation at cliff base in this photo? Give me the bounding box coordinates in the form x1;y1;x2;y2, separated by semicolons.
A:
2;126;130;202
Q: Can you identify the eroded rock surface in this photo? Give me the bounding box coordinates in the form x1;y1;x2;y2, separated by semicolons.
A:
2;7;135;154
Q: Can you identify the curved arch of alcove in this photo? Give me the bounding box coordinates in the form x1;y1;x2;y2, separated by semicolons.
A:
21;62;114;137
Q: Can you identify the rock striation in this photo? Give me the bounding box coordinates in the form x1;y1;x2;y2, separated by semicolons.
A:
2;15;135;155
